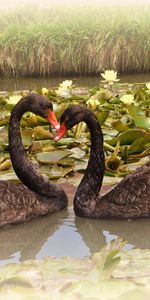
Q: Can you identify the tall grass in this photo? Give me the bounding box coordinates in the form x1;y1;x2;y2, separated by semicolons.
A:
0;5;150;76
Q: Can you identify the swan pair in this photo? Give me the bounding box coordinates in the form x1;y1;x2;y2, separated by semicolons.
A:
0;93;150;226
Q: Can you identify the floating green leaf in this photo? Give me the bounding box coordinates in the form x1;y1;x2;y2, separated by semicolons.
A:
0;159;11;171
48;165;73;179
95;110;109;125
0;239;150;299
21;128;33;147
110;129;146;146
0;111;10;126
36;150;71;164
33;126;53;140
128;133;150;154
112;120;130;132
127;105;150;129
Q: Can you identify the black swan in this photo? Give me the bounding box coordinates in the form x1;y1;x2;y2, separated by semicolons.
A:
55;105;150;219
0;93;68;226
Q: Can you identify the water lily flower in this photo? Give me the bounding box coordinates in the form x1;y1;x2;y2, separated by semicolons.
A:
146;82;150;90
59;80;73;90
101;70;120;85
56;80;74;98
6;95;22;105
86;98;99;110
41;87;48;95
120;94;134;105
56;88;71;98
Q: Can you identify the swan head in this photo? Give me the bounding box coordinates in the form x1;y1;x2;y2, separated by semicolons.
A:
54;105;90;141
18;93;60;130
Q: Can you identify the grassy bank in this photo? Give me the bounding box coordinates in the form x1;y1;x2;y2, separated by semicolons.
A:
0;4;150;76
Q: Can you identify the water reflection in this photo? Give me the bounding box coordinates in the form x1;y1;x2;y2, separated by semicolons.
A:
0;73;150;91
0;210;68;265
75;216;150;253
36;209;89;259
0;205;150;266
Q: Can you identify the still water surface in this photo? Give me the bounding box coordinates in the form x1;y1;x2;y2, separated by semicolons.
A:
0;73;150;91
0;74;150;266
0;184;149;267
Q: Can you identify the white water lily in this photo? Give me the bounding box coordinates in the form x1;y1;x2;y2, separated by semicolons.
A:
101;70;120;85
41;87;48;95
59;80;73;90
56;80;74;98
86;98;99;110
56;88;71;98
120;94;134;105
6;95;22;105
146;82;150;90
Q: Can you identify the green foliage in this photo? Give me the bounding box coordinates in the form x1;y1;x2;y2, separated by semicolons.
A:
0;81;150;181
0;5;150;75
0;239;150;299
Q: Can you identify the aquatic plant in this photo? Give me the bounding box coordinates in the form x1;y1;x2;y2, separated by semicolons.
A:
0;239;150;299
86;97;100;110
101;70;120;85
120;94;134;105
0;80;149;183
6;95;22;105
146;82;150;90
56;80;74;98
0;5;150;76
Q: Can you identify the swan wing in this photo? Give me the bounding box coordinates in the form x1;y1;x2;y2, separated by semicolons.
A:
108;165;150;206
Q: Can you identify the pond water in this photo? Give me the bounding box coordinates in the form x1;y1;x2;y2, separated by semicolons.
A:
0;73;150;91
0;73;150;267
0;183;149;267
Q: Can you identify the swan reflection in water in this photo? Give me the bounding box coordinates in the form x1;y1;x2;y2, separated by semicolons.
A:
0;201;150;265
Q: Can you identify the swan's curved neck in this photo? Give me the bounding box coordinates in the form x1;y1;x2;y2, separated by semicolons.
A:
74;112;105;215
9;99;58;198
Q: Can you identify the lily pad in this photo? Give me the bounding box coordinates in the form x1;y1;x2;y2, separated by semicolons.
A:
0;171;19;181
0;126;8;145
21;128;33;147
69;147;85;159
73;159;88;172
33;126;53;140
0;159;11;171
112;120;130;132
48;165;73;179
74;122;87;138
95;110;109;125
0;239;150;299
127;105;150;129
0;111;10;126
128;133;150;154
36;150;71;164
110;129;146;146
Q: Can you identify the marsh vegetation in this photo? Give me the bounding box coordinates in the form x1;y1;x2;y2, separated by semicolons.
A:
0;4;150;76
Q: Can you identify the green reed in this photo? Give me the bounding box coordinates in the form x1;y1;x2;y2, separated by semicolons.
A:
0;5;150;76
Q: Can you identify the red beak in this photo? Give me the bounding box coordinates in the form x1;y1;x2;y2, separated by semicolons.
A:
47;109;60;130
54;122;67;142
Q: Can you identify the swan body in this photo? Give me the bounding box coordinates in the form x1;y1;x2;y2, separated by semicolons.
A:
0;93;68;226
55;105;150;219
